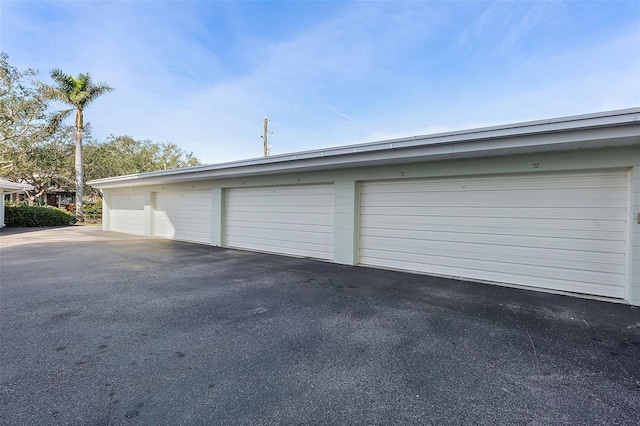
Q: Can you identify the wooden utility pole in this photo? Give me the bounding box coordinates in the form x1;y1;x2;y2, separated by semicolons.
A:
263;116;269;157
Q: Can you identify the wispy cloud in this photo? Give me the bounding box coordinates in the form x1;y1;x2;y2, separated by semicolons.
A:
457;2;559;56
1;1;638;164
327;106;357;123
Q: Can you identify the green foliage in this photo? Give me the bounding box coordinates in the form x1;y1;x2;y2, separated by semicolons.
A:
4;200;30;207
1;54;201;207
4;205;77;227
82;199;102;222
83;199;102;215
0;123;75;202
38;67;114;220
85;135;201;177
1;52;76;202
39;69;114;131
0;52;49;145
84;135;202;196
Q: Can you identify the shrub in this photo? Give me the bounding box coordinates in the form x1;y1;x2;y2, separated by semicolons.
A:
4;205;78;227
83;199;102;216
4;200;30;207
81;199;102;223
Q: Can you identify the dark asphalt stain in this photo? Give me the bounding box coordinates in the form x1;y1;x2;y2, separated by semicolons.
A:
124;410;139;418
54;346;66;351
175;351;186;358
125;403;144;418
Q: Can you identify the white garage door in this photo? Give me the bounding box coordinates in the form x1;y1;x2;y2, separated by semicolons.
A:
154;190;212;244
109;193;145;235
359;169;629;298
226;185;334;259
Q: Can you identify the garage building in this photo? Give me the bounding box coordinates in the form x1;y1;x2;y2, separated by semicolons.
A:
88;109;640;305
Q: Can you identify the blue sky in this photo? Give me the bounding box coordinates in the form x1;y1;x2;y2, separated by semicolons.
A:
2;1;639;164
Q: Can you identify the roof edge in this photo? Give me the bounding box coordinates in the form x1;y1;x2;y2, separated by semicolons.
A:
0;179;34;191
88;108;640;187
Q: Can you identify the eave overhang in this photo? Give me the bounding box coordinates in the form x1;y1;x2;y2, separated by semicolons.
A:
88;108;640;189
0;180;34;193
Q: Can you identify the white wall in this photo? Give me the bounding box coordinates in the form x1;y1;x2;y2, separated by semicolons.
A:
630;163;640;303
0;189;4;227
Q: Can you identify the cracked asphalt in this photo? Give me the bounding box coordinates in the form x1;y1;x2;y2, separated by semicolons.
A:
1;226;639;425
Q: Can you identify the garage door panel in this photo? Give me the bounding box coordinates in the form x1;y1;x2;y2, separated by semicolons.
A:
228;235;333;258
360;242;625;275
226;204;334;215
361;190;626;208
111;210;142;218
360;230;626;253
363;215;625;233
226;220;332;234
363;256;626;299
360;206;625;221
229;226;333;241
154;190;211;244
226;185;334;260
154;224;210;235
110;193;145;235
155;215;210;227
228;237;333;259
359;235;626;266
362;223;626;241
359;170;629;298
226;197;332;207
158;206;211;215
362;247;624;287
228;210;333;220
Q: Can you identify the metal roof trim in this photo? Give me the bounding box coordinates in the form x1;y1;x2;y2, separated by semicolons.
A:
0;179;34;191
88;108;640;187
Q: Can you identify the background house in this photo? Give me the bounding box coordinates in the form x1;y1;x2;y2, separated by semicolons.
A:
0;179;34;227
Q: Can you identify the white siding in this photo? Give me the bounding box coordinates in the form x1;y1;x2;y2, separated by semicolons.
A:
630;165;640;303
359;170;629;299
226;185;334;259
0;189;4;227
333;181;358;265
154;190;212;244
110;193;145;236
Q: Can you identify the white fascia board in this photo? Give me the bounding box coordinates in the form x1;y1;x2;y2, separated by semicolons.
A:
88;108;640;189
0;179;34;192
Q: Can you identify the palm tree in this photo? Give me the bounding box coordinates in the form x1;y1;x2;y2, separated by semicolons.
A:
40;70;113;220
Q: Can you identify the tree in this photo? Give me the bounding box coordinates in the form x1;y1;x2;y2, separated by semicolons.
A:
0;52;49;145
148;141;202;170
83;135;201;197
39;70;113;220
1;56;199;208
0;52;74;202
0;124;75;203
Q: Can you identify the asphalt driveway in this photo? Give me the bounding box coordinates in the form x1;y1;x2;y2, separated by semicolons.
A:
1;226;639;425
